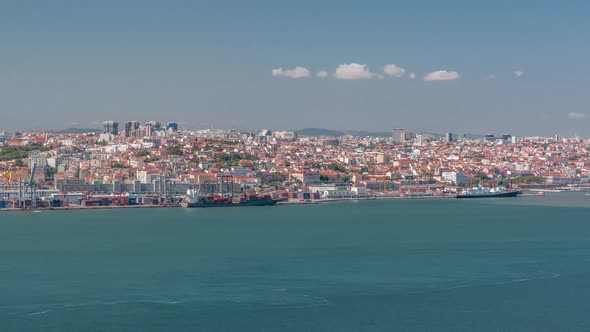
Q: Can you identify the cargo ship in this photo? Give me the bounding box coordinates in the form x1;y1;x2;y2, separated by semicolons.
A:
181;189;277;208
456;186;520;199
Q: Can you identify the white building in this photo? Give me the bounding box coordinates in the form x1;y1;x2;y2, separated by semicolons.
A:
442;171;467;186
231;167;249;176
136;171;158;184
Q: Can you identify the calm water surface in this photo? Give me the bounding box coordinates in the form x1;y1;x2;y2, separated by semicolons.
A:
1;192;590;331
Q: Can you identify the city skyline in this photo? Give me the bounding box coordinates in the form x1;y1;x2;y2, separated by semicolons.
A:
2;1;590;135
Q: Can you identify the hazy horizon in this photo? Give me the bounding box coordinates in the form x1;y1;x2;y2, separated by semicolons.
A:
2;1;589;136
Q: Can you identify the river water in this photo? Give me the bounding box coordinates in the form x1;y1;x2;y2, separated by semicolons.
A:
1;192;590;331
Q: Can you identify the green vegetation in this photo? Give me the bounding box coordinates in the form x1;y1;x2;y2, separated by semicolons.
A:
217;153;243;166
327;163;348;173
112;163;129;168
335;174;351;184
320;173;351;184
511;176;546;184
261;172;287;186
135;150;150;157
166;146;183;156
46;166;57;179
0;145;50;161
204;144;223;152
217;153;259;166
474;172;489;181
272;172;285;181
357;143;376;149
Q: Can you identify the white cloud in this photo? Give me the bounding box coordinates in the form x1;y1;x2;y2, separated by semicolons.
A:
333;63;376;80
272;66;311;79
409;72;416;79
514;70;525;78
568;112;585;119
316;70;328;78
424;70;461;81
383;64;406;77
487;74;496;80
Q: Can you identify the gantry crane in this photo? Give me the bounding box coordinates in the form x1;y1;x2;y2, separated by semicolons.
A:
18;163;37;209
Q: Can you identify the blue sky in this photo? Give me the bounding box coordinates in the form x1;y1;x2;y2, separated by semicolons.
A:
1;0;589;136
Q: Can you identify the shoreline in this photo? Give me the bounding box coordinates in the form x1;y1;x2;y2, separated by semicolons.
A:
0;189;563;212
0;205;176;212
0;195;458;211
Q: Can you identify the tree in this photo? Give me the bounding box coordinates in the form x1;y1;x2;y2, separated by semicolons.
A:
271;172;285;182
46;166;57;180
0;145;51;161
112;163;128;168
327;163;348;173
166;146;183;156
475;172;488;181
135;150;150;157
217;153;243;166
511;176;546;184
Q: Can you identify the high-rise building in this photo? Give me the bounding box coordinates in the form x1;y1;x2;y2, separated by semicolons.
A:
103;121;119;135
445;132;454;142
166;122;178;132
403;132;413;142
124;121;133;137
28;150;48;181
146;121;161;130
392;128;405;143
123;121;141;137
143;124;154;137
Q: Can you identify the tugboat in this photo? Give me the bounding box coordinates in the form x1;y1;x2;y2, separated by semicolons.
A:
456;186;520;199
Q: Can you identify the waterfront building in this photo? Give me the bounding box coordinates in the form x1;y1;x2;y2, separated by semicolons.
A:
442;171;467;186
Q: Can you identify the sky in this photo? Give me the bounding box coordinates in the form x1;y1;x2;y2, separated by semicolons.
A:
1;0;590;136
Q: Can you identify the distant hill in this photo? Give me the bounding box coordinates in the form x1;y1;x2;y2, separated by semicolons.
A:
296;128;346;137
52;128;101;134
296;128;393;138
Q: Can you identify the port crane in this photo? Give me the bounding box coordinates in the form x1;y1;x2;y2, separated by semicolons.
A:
18;163;38;209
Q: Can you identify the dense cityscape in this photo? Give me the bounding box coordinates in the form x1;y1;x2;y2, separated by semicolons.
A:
0;120;588;209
